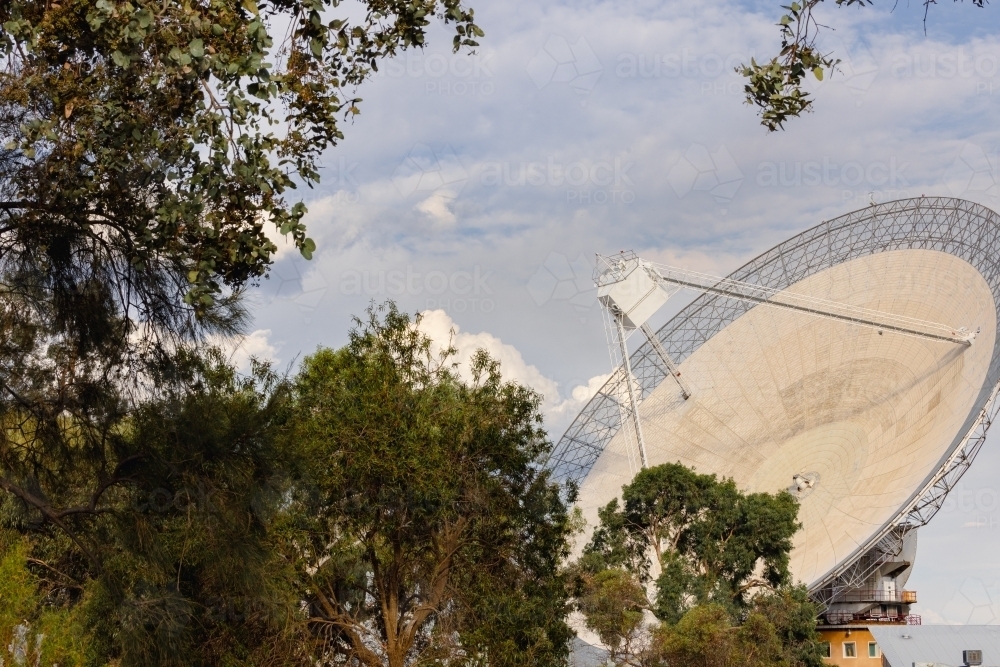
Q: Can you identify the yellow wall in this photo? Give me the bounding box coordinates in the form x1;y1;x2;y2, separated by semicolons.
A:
818;628;883;667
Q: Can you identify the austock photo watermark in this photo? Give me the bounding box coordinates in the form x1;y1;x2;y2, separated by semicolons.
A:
614;40;874;101
526;252;598;322
946;143;999;202
129;481;282;518
527;36;1000;106
326;156;361;203
393;144;469;200
377;49;496;96
929;484;1000;623
527;35;603;103
939;482;1000;529
338;265;496;313
389;141;997;214
667;143;744;211
391;143;638;205
890;49;1000;96
755;156;914;204
615;50;751;96
480;155;637;204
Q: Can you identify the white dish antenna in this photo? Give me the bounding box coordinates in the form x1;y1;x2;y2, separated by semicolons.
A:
551;199;1000;621
594;249;977;473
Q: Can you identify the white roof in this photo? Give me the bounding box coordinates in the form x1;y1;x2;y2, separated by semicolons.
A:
568;638;608;667
871;625;1000;666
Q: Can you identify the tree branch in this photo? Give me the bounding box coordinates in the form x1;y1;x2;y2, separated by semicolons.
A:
0;476;103;571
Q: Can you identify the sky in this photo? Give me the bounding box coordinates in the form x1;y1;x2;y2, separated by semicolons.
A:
234;0;1000;625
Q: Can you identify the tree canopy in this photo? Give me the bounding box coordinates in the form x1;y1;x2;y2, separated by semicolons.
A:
0;0;481;313
582;462;800;622
0;5;485;659
279;304;574;667
2;351;301;666
0;304;577;666
572;462;822;667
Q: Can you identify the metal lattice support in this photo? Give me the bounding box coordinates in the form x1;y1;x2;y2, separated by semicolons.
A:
812;527;912;609
546;197;1000;596
606;309;648;472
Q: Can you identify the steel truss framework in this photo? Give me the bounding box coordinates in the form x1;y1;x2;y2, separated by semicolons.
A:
546;197;1000;599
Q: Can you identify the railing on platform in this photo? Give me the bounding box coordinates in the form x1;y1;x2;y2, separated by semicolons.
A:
824;611;921;626
837;588;917;603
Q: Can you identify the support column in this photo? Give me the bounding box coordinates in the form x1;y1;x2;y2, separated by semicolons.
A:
640;323;691;400
616;314;648;469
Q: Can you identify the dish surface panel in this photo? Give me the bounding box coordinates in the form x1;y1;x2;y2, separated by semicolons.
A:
577;249;996;586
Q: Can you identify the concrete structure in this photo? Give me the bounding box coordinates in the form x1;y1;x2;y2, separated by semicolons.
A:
550;198;1000;622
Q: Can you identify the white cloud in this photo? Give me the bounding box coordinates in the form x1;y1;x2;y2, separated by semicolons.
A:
299;194;368;253
215;329;280;373
416;190;459;226
417;309;608;436
908;605;954;625
262;222;299;263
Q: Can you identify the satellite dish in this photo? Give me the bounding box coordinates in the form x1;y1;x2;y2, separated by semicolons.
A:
550;197;1000;623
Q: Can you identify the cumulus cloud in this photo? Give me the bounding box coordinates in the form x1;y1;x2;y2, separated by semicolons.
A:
544;373;612;434
417;309;608;436
416;190;459;226
216;329;281;373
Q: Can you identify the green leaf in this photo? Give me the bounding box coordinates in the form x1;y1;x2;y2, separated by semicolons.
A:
111;50;129;67
813;66;823;81
189;39;204;58
301;237;316;260
242;0;260;15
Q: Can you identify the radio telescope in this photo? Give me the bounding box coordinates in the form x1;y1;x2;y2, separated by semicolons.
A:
550;197;1000;624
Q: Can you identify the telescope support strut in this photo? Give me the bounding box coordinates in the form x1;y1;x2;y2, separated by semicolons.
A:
640;323;692;400
616;313;649;469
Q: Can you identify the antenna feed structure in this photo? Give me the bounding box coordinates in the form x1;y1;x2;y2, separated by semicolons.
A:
594;253;693;471
592;248;976;474
595;252;674;332
595;255;691;398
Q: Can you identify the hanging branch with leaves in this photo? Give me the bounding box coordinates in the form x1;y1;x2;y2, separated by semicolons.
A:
740;0;986;131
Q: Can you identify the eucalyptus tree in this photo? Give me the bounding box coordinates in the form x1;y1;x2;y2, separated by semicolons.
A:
0;0;481;578
279;304;574;667
0;3;483;662
582;462;800;622
572;462;822;667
